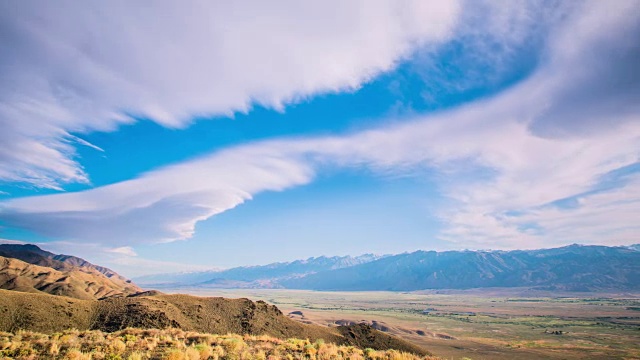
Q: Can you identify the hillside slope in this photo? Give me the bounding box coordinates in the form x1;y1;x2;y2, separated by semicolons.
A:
0;255;140;299
0;289;430;356
0;244;140;299
0;244;130;282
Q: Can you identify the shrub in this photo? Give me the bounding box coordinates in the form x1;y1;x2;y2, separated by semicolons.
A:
184;347;200;360
49;341;60;356
0;328;436;360
64;349;91;360
127;351;145;360
194;343;213;360
165;349;186;360
110;338;127;354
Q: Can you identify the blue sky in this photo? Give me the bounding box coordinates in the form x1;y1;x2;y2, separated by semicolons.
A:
0;1;639;276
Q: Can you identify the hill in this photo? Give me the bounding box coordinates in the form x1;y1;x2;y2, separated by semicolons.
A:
282;245;640;291
134;254;384;287
0;244;127;280
0;289;430;356
0;244;140;299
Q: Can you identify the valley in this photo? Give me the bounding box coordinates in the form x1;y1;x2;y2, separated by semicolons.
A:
3;2;640;359
164;288;640;360
3;243;639;359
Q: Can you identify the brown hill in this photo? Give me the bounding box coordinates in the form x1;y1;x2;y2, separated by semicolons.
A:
0;254;140;300
0;244;132;284
0;289;430;356
0;256;140;299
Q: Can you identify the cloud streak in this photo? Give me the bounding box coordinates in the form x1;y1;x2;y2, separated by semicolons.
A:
0;1;639;252
0;145;315;244
0;0;460;189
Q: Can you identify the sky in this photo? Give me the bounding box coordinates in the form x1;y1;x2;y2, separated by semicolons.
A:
0;0;639;277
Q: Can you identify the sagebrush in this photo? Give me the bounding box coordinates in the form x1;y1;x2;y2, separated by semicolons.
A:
0;328;440;360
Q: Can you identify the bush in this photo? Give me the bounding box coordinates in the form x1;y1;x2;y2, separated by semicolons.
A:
0;328;437;360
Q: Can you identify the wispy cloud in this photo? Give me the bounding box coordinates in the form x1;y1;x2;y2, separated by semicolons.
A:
68;135;105;153
0;0;461;189
32;240;216;277
0;145;315;244
107;246;137;257
0;1;638;253
0;238;27;245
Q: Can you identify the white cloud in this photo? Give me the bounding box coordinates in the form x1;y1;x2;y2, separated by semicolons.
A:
107;246;138;257
323;87;639;248
0;238;27;245
0;0;461;189
0;0;639;252
0;144;315;244
512;175;640;247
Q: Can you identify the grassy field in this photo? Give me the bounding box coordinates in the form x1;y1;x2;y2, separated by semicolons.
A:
164;288;640;360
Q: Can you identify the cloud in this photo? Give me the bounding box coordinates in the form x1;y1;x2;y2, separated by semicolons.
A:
409;0;558;102
0;0;461;189
107;246;137;257
527;0;640;136
0;0;639;252
0;238;27;245
0;144;315;244
509;173;640;246
31;240;215;277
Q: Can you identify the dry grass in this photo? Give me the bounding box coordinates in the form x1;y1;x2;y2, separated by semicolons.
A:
0;328;440;360
0;289;432;357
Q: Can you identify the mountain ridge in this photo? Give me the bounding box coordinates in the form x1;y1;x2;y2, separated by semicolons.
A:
134;253;385;286
0;244;140;299
139;244;640;292
283;244;640;291
0;244;431;356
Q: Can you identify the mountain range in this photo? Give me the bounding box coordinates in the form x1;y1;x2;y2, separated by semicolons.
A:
135;244;640;292
134;253;385;287
3;242;639;294
1;241;638;358
0;244;428;355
